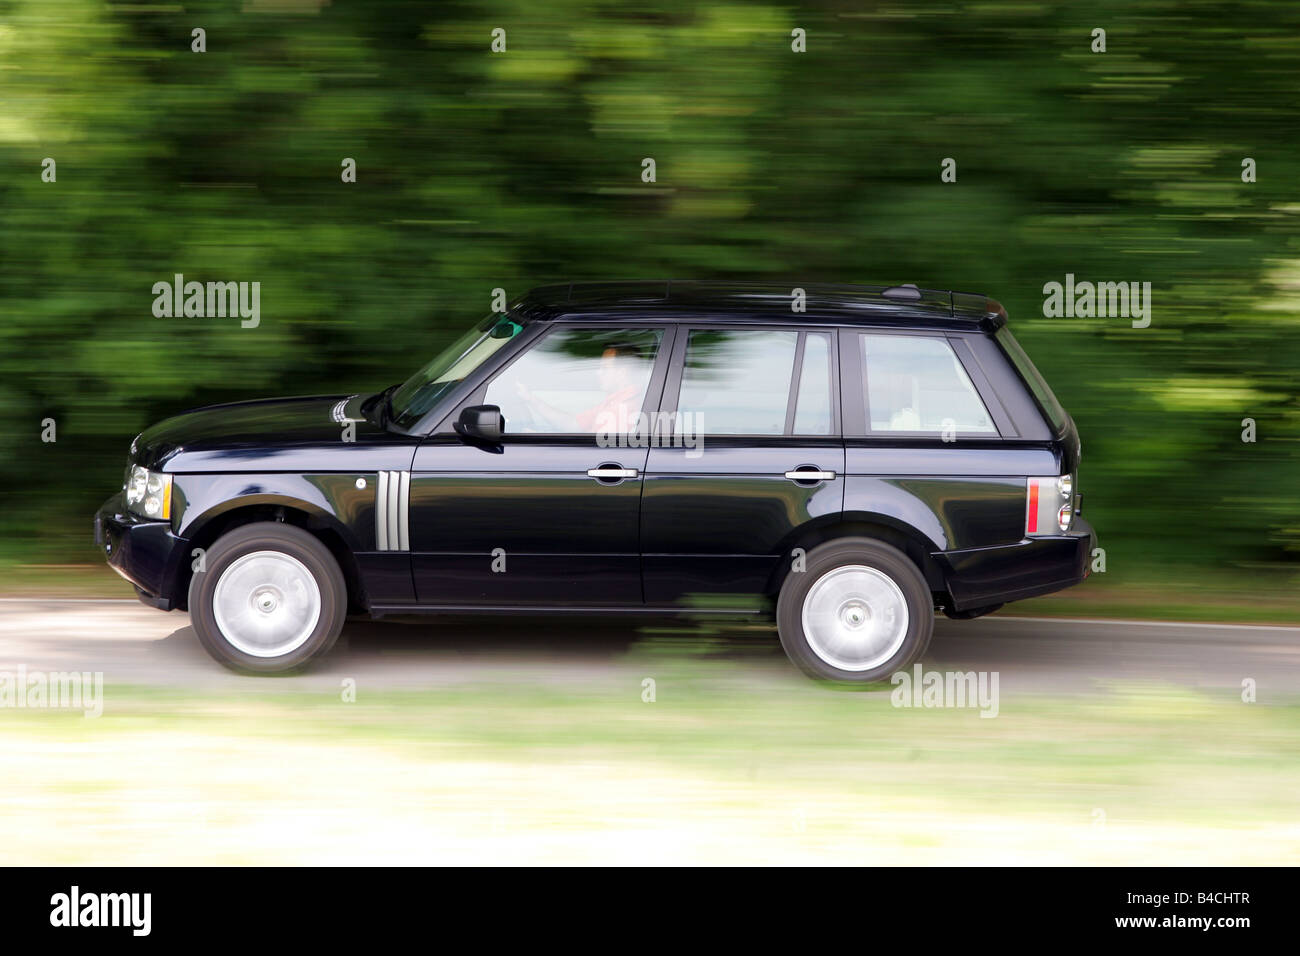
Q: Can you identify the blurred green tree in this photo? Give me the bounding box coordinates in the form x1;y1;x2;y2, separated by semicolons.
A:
0;0;1296;585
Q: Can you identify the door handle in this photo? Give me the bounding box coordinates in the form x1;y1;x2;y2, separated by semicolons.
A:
784;467;836;482
587;467;638;479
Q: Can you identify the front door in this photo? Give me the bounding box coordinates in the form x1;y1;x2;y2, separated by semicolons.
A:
409;324;673;606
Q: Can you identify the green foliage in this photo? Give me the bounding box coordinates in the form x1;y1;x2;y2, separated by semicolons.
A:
1;0;1297;575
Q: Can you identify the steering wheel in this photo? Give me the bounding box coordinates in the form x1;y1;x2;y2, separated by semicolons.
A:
507;391;545;433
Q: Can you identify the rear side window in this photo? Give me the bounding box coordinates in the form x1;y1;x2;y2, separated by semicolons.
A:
676;329;834;435
860;334;997;434
995;328;1069;433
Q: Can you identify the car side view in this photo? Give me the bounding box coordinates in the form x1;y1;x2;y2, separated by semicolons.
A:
95;281;1095;682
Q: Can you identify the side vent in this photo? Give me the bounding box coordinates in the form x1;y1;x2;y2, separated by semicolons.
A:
375;470;411;551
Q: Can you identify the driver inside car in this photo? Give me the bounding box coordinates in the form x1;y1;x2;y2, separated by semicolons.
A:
514;345;644;433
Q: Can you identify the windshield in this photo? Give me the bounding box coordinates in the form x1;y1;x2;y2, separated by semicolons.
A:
390;314;525;429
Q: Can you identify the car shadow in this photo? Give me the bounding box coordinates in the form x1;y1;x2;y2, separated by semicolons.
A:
148;612;796;681
141;608;1004;685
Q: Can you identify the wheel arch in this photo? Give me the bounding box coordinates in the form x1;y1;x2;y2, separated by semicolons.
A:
766;512;948;600
176;499;365;613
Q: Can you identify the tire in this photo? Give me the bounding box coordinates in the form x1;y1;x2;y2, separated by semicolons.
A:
188;522;347;674
776;537;934;683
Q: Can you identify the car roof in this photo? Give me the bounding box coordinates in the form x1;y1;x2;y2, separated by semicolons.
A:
510;280;1007;331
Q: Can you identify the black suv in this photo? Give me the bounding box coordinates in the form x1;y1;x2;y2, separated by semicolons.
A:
95;281;1094;682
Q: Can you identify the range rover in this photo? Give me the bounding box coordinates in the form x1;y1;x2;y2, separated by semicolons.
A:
95;281;1095;682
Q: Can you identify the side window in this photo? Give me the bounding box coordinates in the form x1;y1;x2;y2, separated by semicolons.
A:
675;329;834;436
484;327;662;434
860;334;997;434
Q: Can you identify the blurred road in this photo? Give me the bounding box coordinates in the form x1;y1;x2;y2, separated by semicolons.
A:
1;599;1296;695
4;598;1298;866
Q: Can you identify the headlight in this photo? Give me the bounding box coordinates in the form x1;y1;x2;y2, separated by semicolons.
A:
125;465;172;520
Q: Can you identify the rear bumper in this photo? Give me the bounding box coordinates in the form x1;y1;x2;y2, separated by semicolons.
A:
94;493;187;611
934;516;1096;611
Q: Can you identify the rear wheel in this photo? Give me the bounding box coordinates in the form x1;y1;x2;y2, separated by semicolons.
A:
189;522;347;674
776;537;933;683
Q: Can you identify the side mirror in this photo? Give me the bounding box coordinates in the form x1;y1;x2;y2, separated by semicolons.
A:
454;404;504;443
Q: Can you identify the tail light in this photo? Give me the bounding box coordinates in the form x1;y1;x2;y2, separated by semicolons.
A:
1027;475;1075;536
1056;502;1072;532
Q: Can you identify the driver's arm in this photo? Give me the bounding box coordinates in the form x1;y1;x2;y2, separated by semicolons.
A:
515;381;578;430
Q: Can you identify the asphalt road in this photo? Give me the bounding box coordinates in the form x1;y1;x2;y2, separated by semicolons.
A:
1;598;1297;695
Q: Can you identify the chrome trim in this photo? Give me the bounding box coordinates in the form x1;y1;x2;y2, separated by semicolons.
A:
784;469;836;481
374;470;411;551
398;471;411;552
586;467;638;479
384;473;400;548
375;471;389;551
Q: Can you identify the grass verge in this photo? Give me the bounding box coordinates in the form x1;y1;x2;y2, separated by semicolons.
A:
2;672;1296;864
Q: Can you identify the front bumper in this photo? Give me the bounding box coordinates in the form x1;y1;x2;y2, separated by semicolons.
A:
934;516;1097;611
94;493;187;611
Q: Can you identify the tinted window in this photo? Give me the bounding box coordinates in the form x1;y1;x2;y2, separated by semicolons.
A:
860;334;996;434
995;327;1069;433
677;330;797;435
484;327;662;434
793;332;833;434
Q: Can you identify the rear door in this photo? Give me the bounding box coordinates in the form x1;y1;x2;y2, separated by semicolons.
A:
839;328;1046;572
640;325;844;606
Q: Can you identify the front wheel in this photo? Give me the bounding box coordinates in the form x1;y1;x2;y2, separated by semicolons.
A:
776;538;933;683
189;522;347;674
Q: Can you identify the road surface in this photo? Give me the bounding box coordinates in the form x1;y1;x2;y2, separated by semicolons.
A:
1;598;1297;694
